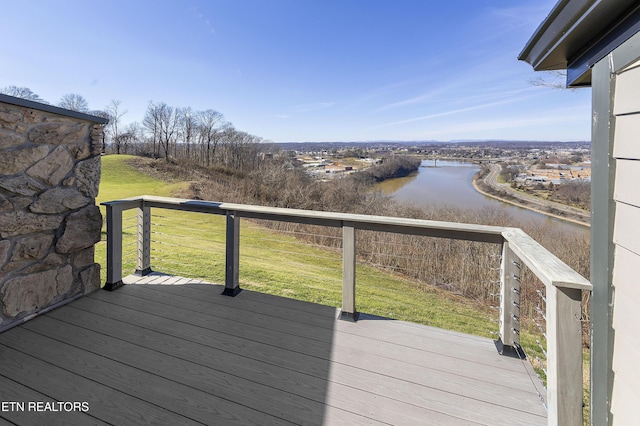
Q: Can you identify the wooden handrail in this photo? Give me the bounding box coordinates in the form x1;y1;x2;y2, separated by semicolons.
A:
501;228;591;290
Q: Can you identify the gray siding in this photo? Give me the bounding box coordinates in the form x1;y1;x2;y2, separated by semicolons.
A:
610;58;640;424
613;114;640;159
614;160;640;207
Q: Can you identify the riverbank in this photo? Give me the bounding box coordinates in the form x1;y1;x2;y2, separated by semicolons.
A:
358;156;421;182
472;168;590;228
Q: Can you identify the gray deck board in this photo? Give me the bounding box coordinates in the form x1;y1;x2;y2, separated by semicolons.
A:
0;375;108;426
0;274;547;425
126;283;546;398
0;341;200;425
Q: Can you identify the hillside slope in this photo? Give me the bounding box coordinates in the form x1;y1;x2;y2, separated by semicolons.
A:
95;155;495;336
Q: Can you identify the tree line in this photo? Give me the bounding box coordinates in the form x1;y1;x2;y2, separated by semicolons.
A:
137;102;267;172
355;156;421;183
1;85;268;172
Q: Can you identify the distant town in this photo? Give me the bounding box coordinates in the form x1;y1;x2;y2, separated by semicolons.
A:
281;140;591;185
275;140;592;223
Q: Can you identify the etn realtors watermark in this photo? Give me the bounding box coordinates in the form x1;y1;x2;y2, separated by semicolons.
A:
1;401;89;412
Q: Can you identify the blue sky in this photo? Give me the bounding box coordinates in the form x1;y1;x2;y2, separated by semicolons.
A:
1;0;591;142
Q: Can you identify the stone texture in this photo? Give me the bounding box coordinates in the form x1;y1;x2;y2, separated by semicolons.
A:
7;197;32;212
10;234;53;262
3;234;55;274
68;141;91;160
0;211;63;238
29;187;91;214
23;109;40;124
75;156;101;197
0;145;49;175
0;100;102;327
0;194;7;213
90;125;104;156
42;115;80;125
56;264;74;296
0;175;46;196
56;205;102;253
0;109;22;129
27;145;74;185
80;263;101;294
28;123;88;146
1;265;73;317
17;252;65;275
0;131;25;149
0;195;33;213
72;246;95;269
0;240;10;269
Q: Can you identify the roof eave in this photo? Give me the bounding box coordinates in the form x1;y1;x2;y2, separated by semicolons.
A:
519;0;640;87
517;0;593;71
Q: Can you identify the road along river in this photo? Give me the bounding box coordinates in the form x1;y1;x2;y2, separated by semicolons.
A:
375;160;588;235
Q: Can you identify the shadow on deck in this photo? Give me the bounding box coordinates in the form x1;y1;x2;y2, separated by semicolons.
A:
0;273;547;425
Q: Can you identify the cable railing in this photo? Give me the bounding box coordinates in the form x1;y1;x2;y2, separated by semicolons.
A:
102;195;591;426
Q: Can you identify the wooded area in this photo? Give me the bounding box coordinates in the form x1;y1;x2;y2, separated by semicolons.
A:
0;87;268;172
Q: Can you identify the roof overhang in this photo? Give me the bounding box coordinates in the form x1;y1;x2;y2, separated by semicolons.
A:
0;93;109;124
519;0;640;87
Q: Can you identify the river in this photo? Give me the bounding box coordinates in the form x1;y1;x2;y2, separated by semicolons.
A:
376;160;588;234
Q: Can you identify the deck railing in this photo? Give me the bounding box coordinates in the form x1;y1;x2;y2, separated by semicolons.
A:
102;195;592;426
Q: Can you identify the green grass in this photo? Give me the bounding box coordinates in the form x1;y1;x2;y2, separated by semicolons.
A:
95;155;190;282
95;154;496;337
97;154;186;202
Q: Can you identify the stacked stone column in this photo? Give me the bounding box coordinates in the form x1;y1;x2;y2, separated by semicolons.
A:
0;100;103;330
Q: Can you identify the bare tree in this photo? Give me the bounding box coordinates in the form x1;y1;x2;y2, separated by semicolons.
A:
143;101;161;158
219;128;262;172
179;107;196;160
114;121;142;154
58;93;89;112
529;70;579;91
196;109;225;166
0;86;48;103
153;102;180;162
106;100;127;154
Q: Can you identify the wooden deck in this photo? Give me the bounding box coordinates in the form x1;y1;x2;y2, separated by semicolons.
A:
0;273;547;425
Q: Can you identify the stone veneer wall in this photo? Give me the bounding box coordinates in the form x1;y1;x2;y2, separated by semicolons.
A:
0;97;104;331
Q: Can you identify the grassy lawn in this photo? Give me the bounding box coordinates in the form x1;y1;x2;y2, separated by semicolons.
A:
95;155;189;282
97;155;186;202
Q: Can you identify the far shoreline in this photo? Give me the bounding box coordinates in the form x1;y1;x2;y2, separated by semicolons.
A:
471;174;590;229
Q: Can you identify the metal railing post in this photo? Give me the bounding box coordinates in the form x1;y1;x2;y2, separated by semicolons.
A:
547;285;584;426
105;203;124;291
135;201;152;276
339;222;358;321
223;210;241;296
497;241;523;356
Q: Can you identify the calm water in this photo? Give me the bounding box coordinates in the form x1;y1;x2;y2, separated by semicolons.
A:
376;160;588;234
